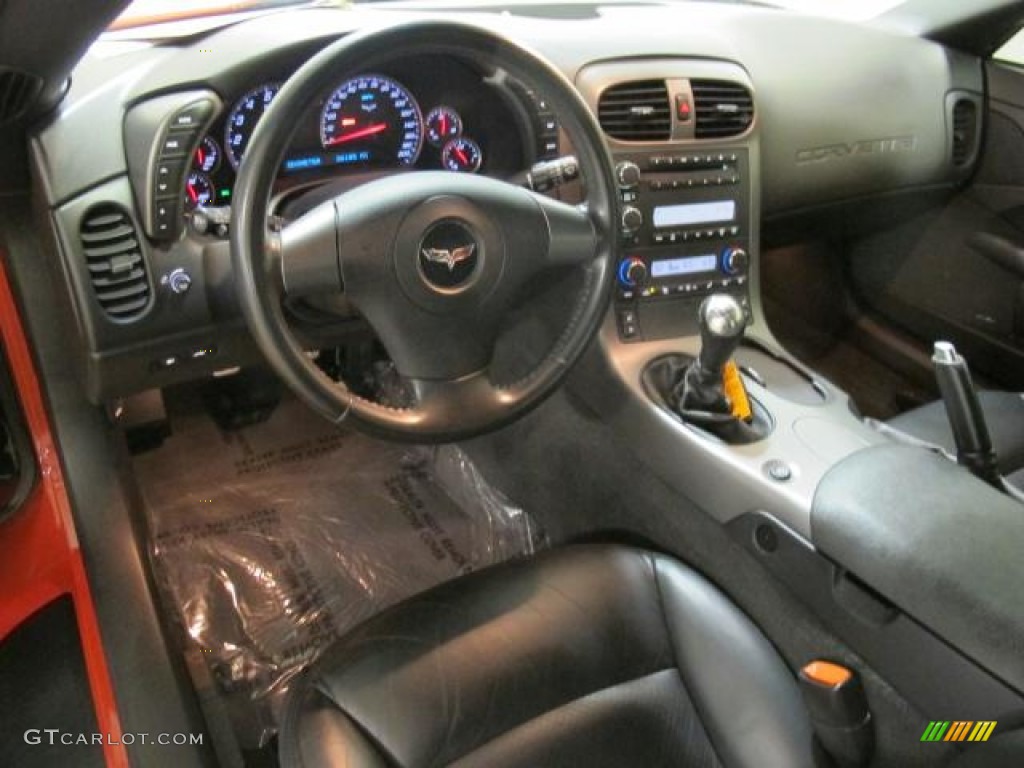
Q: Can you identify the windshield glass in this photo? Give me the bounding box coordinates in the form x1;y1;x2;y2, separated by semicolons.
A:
109;0;904;31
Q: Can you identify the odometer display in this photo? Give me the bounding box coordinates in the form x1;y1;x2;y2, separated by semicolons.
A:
320;75;423;167
225;83;281;170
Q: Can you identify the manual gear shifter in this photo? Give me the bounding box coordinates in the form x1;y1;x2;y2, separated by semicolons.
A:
675;293;748;414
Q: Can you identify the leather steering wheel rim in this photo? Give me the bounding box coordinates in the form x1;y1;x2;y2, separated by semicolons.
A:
231;21;617;442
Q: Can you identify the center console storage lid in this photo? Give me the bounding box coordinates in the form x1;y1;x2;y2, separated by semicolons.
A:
812;444;1024;694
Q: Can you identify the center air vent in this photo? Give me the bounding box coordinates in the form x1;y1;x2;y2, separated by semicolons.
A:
692;80;754;139
951;98;978;166
79;205;152;321
598;80;671;141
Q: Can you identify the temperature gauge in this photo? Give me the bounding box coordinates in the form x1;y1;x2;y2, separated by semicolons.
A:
184;172;214;209
441;137;482;173
194;137;220;174
425;106;462;147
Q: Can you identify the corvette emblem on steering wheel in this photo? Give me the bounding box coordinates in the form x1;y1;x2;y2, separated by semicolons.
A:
417;219;480;290
421;244;476;271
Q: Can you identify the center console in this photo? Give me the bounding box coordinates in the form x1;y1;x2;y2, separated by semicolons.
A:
574;58;887;542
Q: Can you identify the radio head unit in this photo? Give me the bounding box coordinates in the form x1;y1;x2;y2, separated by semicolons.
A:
613;148;752;342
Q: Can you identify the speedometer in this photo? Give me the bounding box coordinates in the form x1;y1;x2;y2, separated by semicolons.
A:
225;83;281;170
319;75;423;167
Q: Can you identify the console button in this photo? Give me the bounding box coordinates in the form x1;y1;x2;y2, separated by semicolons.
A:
618;310;639;339
676;94;692;122
159;133;192;157
764;460;793;483
170;100;214;131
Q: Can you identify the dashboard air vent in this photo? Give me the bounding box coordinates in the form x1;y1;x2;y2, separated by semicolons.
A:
79;205;151;320
0;68;43;125
598;80;671;141
692;80;754;139
951;99;978;166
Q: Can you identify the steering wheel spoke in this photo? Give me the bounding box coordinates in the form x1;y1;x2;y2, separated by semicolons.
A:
278;200;342;298
528;193;599;268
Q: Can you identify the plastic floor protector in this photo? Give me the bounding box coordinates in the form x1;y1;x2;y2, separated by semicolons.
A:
133;395;542;748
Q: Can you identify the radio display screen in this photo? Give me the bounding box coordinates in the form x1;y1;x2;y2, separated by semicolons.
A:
652;200;736;229
651;254;718;278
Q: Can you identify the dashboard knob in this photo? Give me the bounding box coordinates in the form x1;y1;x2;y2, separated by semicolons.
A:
167;267;192;295
721;247;749;276
617;257;648;288
621;206;643;233
615;161;641;189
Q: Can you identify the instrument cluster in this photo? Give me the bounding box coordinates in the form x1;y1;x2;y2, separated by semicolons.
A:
183;60;537;213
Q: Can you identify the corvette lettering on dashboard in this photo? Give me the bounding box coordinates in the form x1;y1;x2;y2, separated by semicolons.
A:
795;135;917;165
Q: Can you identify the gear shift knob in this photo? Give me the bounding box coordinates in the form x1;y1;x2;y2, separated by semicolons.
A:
696;293;747;377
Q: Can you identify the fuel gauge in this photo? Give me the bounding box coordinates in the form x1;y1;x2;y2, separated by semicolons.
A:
441;137;482;173
184;172;214;209
426;106;462;147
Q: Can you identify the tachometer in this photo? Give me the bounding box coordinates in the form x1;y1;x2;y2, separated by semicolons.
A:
319;75;423;166
225;83;281;170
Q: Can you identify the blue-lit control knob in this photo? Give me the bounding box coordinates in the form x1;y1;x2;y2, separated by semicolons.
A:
618;257;648;288
720;247;749;276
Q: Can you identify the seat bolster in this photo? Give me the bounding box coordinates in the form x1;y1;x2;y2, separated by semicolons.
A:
280;684;391;768
652;555;817;768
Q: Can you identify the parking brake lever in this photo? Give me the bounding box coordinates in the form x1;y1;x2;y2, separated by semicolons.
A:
932;341;1024;502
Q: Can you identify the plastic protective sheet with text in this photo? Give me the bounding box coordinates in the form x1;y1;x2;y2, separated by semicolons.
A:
133;395;542;748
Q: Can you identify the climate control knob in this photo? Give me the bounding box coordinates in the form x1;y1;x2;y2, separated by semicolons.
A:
618;257;648;288
721;247;749;276
621;206;643;233
615;161;641;189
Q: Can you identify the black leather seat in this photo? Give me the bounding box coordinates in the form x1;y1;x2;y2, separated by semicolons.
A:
888;391;1024;487
280;545;816;768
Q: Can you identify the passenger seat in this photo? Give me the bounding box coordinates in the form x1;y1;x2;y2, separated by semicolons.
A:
888;391;1024;488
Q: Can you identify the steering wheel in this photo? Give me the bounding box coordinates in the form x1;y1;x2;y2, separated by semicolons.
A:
231;21;617;442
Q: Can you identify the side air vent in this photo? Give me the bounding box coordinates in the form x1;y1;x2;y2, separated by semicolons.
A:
692;80;754;139
0;68;43;125
79;205;151;320
598;80;671;141
951;98;978;166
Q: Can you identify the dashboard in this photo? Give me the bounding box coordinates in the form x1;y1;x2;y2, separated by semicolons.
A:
29;1;984;403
